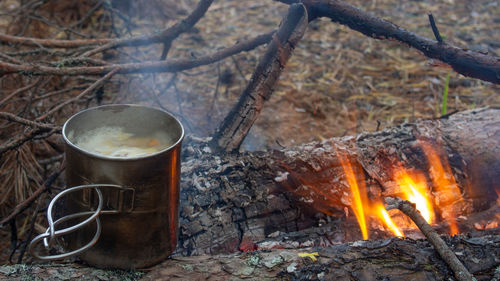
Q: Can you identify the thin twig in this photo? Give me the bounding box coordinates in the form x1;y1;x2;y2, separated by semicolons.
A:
160;0;214;60
428;14;443;43
385;197;474;281
0;128;59;158
231;55;249;84
0;52;23;64
0;31;274;76
66;0;104;30
36;68;119;121
0;77;42;106
0;112;59;130
27;13;90;38
209;63;222;115
157;73;178;97
30;84;91;102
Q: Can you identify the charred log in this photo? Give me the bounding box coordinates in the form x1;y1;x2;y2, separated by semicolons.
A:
177;107;499;256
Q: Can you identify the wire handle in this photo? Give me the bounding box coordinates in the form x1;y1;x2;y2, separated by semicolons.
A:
29;184;122;260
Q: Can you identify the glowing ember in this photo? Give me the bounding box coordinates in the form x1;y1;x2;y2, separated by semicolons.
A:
336;148;369;240
419;140;463;235
374;203;404;237
393;168;435;224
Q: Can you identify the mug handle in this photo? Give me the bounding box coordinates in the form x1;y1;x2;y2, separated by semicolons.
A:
28;184;121;260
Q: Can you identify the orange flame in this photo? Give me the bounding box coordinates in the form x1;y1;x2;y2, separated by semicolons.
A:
419;141;463;235
393;168;435;224
296;140;468;239
374;203;404;237
336;148;369;240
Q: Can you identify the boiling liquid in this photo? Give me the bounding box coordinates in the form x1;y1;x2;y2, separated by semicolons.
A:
73;126;171;157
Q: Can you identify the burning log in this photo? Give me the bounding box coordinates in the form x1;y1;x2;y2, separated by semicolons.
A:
175;107;499;258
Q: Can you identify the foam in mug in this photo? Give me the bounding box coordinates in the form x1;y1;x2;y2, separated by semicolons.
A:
71;126;172;157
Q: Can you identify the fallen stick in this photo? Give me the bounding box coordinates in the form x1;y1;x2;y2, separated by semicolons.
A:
385;197;474;281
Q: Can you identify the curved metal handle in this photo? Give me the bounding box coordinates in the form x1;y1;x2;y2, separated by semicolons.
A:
29;184;121;260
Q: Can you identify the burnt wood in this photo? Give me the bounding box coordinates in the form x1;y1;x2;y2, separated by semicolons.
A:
177;108;499;257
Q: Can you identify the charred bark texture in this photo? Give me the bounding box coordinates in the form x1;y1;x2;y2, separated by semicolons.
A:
178;108;499;256
211;4;308;152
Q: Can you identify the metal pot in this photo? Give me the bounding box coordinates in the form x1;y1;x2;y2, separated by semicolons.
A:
29;104;184;269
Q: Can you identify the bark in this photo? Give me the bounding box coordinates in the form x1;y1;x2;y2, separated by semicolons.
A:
177;107;498;256
2;234;499;280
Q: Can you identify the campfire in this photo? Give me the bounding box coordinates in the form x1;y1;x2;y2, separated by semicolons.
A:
281;136;498;243
0;0;498;280
335;139;464;239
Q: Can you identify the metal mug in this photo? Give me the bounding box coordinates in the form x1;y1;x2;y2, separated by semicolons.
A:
29;104;184;269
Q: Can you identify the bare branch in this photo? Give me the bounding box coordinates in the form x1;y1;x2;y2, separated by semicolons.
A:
0;32;274;76
36;68;120;121
278;0;500;84
0;112;59;130
0;127;59;156
84;0;214;58
159;0;214;59
0;0;213;54
386;197;475;281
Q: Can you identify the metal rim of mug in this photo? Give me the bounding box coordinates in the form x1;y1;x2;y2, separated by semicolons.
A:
62;104;185;161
